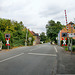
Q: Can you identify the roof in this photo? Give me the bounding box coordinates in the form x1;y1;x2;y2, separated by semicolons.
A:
60;22;75;34
23;27;40;37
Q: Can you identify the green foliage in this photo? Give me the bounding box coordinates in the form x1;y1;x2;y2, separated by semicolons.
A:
0;18;34;49
27;30;34;45
46;20;65;42
0;31;3;41
72;39;75;45
72;46;75;52
40;32;50;43
40;32;46;43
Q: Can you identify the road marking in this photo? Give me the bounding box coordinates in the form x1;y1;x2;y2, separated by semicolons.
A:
30;47;42;51
56;74;75;75
54;46;58;53
0;53;24;63
28;53;57;56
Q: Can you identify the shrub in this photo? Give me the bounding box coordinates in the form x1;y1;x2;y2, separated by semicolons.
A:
72;47;75;52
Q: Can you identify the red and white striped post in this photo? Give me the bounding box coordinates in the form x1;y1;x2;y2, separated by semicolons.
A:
6;38;10;49
65;10;70;50
5;34;10;50
65;10;68;25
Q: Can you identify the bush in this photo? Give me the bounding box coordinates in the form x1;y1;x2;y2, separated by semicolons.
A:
72;39;75;45
72;47;75;52
2;44;7;49
13;39;25;47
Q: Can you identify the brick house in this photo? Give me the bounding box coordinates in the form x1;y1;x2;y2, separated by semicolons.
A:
58;22;75;45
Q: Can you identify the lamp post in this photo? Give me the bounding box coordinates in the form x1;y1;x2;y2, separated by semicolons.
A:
70;22;74;54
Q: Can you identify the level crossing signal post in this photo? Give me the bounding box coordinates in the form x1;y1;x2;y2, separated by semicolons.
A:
62;37;67;50
62;33;67;50
5;34;10;50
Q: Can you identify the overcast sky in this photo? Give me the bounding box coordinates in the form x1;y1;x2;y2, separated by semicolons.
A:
0;0;75;34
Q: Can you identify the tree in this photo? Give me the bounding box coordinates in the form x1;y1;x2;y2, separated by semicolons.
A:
40;32;46;43
46;20;65;42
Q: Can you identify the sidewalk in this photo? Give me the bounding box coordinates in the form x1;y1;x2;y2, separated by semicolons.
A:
57;46;75;74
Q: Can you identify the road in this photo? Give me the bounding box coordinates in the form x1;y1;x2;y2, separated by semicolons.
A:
0;43;58;75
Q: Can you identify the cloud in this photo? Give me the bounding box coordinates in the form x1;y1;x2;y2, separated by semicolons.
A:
0;0;75;33
39;5;62;17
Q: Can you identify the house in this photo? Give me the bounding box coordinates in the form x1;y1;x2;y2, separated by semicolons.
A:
23;27;40;45
31;31;40;45
58;22;75;45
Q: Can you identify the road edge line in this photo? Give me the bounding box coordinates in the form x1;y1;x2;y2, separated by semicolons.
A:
0;53;24;63
54;46;58;53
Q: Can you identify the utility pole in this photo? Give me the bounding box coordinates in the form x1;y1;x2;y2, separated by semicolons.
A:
25;28;28;46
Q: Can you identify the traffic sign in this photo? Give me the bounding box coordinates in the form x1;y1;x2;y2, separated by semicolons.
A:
6;40;9;44
5;34;10;49
62;38;67;46
62;33;67;37
29;37;32;40
69;33;75;37
6;40;10;46
5;34;10;38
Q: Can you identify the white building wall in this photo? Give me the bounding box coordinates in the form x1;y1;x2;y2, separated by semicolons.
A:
58;31;60;45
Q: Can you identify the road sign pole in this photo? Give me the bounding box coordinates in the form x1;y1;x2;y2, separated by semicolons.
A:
64;37;65;50
7;44;9;50
5;34;10;50
7;38;9;50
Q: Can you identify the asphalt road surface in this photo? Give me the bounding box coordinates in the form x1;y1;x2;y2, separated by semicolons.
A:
0;43;58;75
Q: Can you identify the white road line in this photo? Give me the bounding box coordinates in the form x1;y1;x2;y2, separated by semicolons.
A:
0;53;24;63
54;46;58;53
56;74;75;75
30;47;42;51
28;53;57;56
